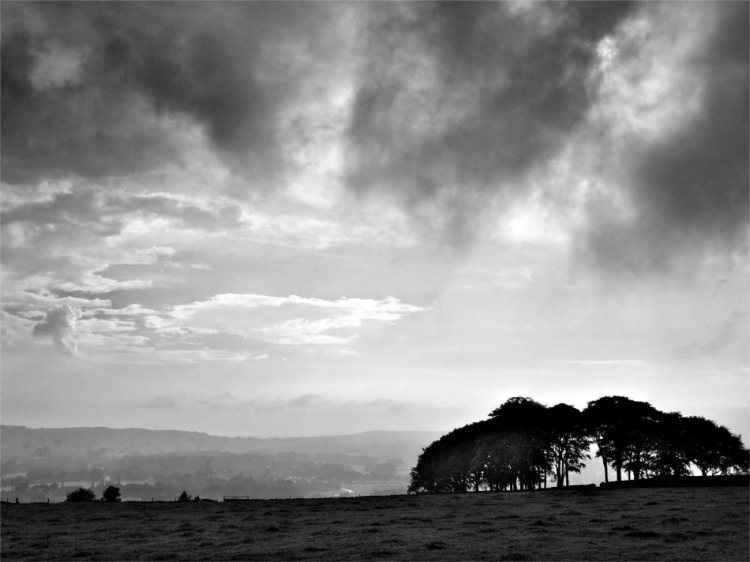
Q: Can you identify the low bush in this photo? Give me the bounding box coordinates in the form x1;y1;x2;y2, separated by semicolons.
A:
65;488;95;503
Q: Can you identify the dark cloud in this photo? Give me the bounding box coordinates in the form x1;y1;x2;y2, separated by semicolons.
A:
2;1;746;272
1;2;338;186
31;304;81;356
344;2;636;246
581;2;749;272
1;6;177;184
344;1;748;267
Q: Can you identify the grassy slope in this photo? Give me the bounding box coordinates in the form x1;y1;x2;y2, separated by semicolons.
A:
2;487;747;561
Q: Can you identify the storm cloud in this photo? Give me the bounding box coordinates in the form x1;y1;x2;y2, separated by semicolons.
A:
343;1;747;265
1;1;341;187
1;1;747;270
345;2;635;196
579;1;749;272
341;2;639;248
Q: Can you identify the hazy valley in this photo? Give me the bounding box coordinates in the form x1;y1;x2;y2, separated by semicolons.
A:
1;425;445;502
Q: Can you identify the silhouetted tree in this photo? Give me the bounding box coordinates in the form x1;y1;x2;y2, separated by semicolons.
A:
681;416;747;475
621;400;662;480
489;397;546;426
177;490;191;502
102;485;121;502
410;394;748;494
489;397;550;490
584;396;660;482
471;434;513;491
648;412;692;477
66;487;95;502
546;404;590;487
409;421;490;494
733;448;750;475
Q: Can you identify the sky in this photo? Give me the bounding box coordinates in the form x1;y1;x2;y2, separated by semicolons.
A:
1;1;748;440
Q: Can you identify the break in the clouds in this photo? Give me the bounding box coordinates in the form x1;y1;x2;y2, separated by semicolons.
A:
1;2;747;438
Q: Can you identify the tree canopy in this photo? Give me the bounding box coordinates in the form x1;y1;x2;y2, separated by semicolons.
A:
409;396;747;494
65;487;96;502
102;485;121;503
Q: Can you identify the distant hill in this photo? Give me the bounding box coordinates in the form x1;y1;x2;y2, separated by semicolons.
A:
0;425;444;468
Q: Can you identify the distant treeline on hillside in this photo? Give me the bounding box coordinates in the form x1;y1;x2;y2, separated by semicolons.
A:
409;396;749;494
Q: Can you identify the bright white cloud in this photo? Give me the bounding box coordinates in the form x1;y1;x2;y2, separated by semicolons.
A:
97;305;160;317
590;3;710;142
2;291;110;310
165;293;427;345
172;293;424;318
257;318;353;345
77;318;137;333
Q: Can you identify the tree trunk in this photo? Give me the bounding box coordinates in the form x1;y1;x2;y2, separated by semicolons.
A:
602;455;609;483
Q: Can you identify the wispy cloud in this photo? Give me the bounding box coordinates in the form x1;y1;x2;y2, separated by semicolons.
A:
288;393;323;409
563;360;649;368
166;293;427;345
142;393;420;417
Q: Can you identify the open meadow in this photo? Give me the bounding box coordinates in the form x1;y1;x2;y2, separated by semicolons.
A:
1;487;747;561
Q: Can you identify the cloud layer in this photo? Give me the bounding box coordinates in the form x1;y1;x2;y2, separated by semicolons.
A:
2;1;746;269
1;1;747;380
1;2;345;187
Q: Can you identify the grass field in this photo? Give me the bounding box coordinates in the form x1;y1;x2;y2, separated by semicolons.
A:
2;487;747;561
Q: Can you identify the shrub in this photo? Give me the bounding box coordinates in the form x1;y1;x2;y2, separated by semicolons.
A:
102;485;121;503
66;487;96;502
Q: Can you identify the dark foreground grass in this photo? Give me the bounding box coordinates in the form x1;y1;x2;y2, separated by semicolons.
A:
1;487;747;561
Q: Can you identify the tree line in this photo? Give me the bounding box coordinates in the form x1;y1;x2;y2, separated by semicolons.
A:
65;485;121;502
62;486;209;503
409;396;748;494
